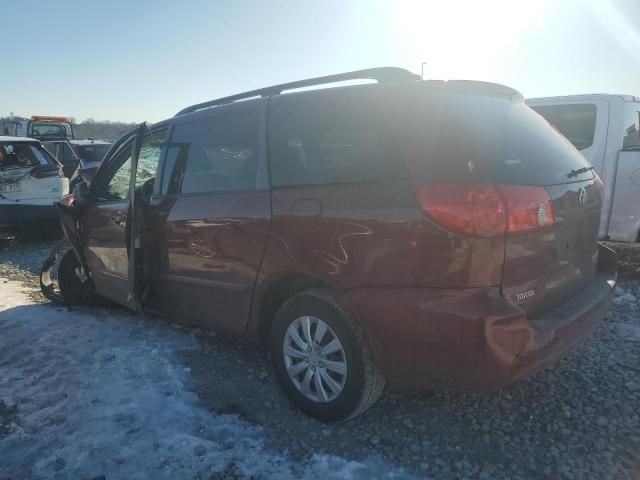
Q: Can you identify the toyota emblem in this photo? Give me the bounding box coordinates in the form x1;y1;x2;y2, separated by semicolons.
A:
577;187;587;207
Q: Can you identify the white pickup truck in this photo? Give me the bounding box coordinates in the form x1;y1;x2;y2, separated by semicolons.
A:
527;94;640;242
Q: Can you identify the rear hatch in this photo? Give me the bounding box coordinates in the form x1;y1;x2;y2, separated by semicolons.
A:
399;85;600;316
0;141;67;202
501;180;600;317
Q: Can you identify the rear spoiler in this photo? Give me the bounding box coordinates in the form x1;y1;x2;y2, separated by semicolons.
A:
426;80;524;102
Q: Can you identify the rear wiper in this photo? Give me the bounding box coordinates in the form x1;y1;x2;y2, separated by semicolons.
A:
567;166;594;178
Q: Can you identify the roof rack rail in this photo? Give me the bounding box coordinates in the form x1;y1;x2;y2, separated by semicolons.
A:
175;67;420;116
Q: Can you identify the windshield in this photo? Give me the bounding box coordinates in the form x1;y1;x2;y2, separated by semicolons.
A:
74;144;111;163
30;122;71;139
0;142;54;169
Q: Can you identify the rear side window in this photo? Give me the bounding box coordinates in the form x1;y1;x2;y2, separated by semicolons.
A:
268;91;405;186
530;104;596;151
406;95;594;186
162;109;260;195
622;104;640;150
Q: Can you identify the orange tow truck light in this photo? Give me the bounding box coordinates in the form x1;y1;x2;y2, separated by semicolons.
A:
31;115;71;122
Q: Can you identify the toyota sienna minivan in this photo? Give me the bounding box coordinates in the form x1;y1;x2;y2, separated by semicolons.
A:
50;68;617;421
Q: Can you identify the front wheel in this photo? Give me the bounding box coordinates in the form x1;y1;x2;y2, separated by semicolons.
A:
58;249;96;306
270;289;384;421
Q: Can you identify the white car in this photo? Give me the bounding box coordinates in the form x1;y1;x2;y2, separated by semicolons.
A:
527;94;640;242
0;136;69;230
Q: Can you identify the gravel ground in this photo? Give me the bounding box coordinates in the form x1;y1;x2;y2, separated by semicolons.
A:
604;241;640;280
0;236;639;479
0;233;60;303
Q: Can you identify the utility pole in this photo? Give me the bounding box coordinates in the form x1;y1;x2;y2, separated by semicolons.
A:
421;62;427;80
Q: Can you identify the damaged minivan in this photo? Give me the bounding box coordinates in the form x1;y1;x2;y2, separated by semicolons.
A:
0;136;68;230
47;68;618;421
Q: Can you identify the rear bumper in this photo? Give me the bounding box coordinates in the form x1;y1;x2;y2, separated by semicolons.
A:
338;244;618;391
0;203;60;230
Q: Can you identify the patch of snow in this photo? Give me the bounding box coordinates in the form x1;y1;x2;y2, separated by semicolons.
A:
0;280;415;479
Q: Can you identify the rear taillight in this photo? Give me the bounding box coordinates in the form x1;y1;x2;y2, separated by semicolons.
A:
415;183;554;237
58;194;75;208
497;185;554;234
415;184;506;236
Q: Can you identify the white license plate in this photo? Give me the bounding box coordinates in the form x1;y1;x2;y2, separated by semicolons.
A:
0;183;21;193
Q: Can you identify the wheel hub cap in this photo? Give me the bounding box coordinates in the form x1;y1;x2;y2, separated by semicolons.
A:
283;316;348;403
308;352;320;366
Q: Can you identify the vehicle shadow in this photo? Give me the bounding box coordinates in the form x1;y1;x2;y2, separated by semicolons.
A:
182;299;640;480
1;288;638;480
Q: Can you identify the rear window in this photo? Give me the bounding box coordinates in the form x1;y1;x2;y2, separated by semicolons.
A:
0;142;54;169
408;95;595;186
75;144;111;163
530;104;597;151
622;104;640;150
268;91;405;187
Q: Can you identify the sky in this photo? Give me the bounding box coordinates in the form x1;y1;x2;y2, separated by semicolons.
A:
2;0;639;123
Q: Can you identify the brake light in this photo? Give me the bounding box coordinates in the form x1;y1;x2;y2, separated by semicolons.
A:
58;194;75;208
497;185;554;234
415;184;554;237
415;184;506;237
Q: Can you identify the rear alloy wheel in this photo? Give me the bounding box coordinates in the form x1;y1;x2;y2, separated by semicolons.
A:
270;289;384;421
283;315;348;403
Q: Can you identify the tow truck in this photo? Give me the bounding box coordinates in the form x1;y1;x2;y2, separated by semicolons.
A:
2;115;75;140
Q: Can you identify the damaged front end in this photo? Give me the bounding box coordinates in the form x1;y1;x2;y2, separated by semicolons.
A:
39;122;148;307
39;191;92;304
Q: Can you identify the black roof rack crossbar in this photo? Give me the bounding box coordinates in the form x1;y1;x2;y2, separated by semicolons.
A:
175;67;420;116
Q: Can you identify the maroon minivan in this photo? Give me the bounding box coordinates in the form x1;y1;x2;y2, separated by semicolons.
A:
52;68;617;421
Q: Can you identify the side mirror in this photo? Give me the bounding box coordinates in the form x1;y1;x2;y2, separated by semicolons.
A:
72;181;90;205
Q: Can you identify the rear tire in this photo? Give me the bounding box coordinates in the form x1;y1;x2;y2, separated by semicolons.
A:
270;289;384;421
58;250;95;306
